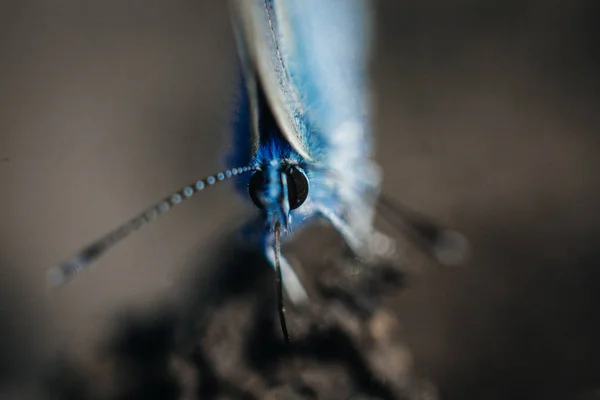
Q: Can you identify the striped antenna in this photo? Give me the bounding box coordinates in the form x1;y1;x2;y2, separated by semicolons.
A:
47;165;256;288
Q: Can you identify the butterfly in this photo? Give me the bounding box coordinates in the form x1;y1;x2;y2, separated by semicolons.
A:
47;0;468;343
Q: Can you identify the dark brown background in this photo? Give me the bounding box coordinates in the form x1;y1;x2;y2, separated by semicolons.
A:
1;1;599;399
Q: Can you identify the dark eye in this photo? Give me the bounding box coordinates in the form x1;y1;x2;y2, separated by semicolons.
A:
247;167;309;210
248;170;266;209
285;166;309;210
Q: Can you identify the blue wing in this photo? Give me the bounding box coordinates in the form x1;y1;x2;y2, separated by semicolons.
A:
276;0;374;158
229;0;314;161
229;0;374;162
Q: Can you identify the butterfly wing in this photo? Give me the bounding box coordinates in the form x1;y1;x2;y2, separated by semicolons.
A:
229;0;374;161
229;0;313;161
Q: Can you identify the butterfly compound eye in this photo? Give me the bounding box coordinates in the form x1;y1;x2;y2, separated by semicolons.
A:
248;167;309;211
285;166;309;210
249;170;265;209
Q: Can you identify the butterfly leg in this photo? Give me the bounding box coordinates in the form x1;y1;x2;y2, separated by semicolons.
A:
262;232;309;306
318;206;396;262
238;217;309;306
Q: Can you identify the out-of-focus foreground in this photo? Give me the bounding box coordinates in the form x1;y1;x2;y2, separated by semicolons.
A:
1;1;599;399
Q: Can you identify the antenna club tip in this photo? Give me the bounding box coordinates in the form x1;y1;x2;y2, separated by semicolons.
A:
433;229;470;266
46;266;68;288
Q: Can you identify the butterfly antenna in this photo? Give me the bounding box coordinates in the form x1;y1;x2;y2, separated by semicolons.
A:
273;221;290;344
47;166;256;288
376;192;469;266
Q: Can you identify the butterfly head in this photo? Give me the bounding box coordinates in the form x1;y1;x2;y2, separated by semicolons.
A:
248;160;309;232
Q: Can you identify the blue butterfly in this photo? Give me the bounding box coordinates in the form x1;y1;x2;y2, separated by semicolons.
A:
48;0;467;343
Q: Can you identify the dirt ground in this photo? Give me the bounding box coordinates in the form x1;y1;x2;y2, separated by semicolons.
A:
1;1;600;399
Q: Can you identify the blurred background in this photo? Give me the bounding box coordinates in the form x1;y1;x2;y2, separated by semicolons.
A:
1;1;599;399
